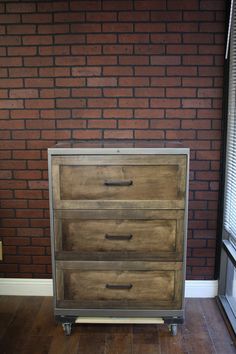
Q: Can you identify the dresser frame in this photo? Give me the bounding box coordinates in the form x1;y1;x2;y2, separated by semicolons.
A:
48;147;189;335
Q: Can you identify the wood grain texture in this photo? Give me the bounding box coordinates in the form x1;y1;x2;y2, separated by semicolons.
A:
55;209;184;261
0;297;235;354
56;261;182;309
51;154;187;210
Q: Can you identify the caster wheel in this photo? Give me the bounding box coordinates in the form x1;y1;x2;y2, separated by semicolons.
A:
169;324;177;336
62;322;72;336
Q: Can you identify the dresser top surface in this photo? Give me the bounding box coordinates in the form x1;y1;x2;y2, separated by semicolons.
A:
48;140;189;155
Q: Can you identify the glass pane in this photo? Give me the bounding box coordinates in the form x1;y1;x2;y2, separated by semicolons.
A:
226;258;236;317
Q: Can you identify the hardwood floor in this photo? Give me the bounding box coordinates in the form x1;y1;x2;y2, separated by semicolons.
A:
0;297;235;354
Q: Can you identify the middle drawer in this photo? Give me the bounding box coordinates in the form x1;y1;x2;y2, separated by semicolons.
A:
54;209;184;261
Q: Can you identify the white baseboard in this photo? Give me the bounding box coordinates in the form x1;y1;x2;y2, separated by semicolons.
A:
0;278;218;298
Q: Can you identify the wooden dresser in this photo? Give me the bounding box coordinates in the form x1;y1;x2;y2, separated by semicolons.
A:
48;146;189;336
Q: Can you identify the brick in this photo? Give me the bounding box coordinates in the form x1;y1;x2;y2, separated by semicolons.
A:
8;47;37;56
104;88;132;97
40;88;70;98
23;36;52;45
200;1;225;10
166;44;197;54
72;67;101;77
183;11;214;21
119;98;148;108
150;120;180;129
22;14;52;23
119;34;149;43
72;130;102;139
135;44;165;55
103;109;133;119
72;88;101;97
0;35;21;46
198;88;222;98
39;45;70;56
38;24;69;34
119;11;149;22
166;88;196;97
135;109;164;119
167;23;198;32
0;100;24;109
24;57;53;66
87;77;117;87
119;120;148;129
56;99;86;108
120;56;149;65
182;99;211;108
103;23;133;32
55;34;85;44
6;2;36;13
104;44;133;55
25;78;54;88
135;23;165;32
183;55;213;65
104;130;133;139
56;78;85;87
88;119;117;129
9;89;38;99
151;33;181;43
103;66;133;76
71;0;102;10
54;12;85;23
182;119;211;129
183;33;214;44
9;68;37;78
57;119;86;129
135;88;164;97
166;130;196;140
135;67;165;76
151;98;180;108
103;1;133;10
7;25;36;35
135;0;166;10
151;77;181;87
11;110;39;119
87;34;116;43
0;120;24;129
183;77;213;87
167;67;197;76
135;130;164;139
55;56;85;66
41;130;71;140
88;98;117;108
72;45;101;55
119;77;149;86
0;57;22;67
25;99;54;109
87;55;117;65
0;15;20;24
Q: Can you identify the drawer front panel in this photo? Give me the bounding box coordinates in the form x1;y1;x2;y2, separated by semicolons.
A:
54;210;184;261
52;155;187;209
56;261;182;309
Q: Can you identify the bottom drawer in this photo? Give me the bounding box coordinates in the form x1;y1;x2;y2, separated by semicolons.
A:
56;261;183;310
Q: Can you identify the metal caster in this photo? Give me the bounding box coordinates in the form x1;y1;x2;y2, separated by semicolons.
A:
62;322;72;336
169;324;177;336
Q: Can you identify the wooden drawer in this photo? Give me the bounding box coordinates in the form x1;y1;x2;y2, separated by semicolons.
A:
54;209;184;261
56;261;183;309
51;155;187;209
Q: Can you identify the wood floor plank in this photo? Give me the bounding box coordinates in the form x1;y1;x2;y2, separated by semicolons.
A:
0;296;235;354
182;298;216;354
133;324;161;354
78;333;106;354
0;296;44;354
200;298;236;354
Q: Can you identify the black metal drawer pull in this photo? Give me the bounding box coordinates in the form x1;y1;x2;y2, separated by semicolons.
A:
105;234;133;241
106;283;133;290
104;180;133;187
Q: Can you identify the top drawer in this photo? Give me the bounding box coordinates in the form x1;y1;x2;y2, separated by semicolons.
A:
51;155;187;209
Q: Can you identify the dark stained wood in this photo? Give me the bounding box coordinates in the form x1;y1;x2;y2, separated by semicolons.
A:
55;209;184;261
52;154;187;210
0;297;235;354
56;261;183;309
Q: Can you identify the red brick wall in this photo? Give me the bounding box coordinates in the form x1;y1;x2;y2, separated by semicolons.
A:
0;0;225;279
